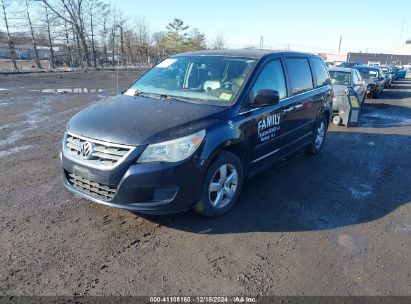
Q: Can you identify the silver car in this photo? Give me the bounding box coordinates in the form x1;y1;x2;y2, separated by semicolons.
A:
328;67;367;108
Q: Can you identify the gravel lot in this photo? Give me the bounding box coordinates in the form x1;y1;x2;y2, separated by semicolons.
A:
0;70;410;296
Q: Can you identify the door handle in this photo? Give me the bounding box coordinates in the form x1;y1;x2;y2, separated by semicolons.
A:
283;107;294;113
294;103;303;110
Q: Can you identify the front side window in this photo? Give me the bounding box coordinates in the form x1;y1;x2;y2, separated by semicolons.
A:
286;58;314;95
250;59;287;101
125;56;256;106
312;58;331;87
330;71;351;86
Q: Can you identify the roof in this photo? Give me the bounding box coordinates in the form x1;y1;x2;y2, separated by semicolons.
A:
173;49;315;59
328;67;353;72
355;65;381;70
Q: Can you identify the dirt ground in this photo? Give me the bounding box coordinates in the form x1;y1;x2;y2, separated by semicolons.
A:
0;70;410;296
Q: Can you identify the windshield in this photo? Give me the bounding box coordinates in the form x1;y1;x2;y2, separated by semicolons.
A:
329;71;351;86
381;68;388;74
125;56;256;105
357;68;379;79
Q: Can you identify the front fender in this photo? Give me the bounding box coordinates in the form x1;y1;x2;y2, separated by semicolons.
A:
199;118;251;171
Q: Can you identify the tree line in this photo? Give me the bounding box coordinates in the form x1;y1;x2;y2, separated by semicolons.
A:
0;0;227;70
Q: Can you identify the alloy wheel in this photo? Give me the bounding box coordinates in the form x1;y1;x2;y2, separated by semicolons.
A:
208;164;238;209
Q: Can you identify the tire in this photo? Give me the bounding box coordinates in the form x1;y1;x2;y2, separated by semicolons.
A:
306;115;328;155
332;115;342;126
193;151;244;218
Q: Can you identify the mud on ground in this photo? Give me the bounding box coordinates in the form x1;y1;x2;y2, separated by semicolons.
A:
0;71;410;296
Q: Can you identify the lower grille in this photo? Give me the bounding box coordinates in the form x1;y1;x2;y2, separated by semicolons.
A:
67;172;116;200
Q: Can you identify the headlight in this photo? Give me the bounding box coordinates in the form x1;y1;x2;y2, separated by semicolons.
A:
137;130;206;163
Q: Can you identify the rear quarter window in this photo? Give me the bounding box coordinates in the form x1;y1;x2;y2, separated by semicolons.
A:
311;58;331;87
285;57;314;95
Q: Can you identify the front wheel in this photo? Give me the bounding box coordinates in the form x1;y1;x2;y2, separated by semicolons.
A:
193;151;244;218
306;115;328;155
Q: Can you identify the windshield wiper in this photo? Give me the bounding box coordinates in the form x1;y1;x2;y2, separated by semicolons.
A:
134;91;194;103
133;91;168;99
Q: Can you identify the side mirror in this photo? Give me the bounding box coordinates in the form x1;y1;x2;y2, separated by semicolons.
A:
254;89;280;106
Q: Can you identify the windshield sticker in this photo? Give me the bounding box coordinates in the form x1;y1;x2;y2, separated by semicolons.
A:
219;92;232;101
124;88;137;96
156;59;177;68
258;113;281;142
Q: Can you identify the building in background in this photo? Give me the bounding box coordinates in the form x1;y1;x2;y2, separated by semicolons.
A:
395;39;411;55
347;52;411;66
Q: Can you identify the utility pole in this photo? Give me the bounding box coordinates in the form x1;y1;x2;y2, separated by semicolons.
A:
338;35;342;53
259;35;264;49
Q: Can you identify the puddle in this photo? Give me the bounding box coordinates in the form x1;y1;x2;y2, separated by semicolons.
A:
29;88;105;94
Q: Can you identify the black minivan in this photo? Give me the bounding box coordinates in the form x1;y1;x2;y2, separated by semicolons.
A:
60;50;333;218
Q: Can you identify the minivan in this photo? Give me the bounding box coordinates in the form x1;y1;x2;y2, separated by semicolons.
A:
60;50;333;218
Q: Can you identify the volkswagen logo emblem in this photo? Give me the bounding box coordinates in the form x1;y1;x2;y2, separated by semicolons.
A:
79;141;94;159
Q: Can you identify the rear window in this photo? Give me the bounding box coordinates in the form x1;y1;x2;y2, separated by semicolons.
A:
285;58;314;95
357;68;379;79
329;71;351;86
312;58;331;87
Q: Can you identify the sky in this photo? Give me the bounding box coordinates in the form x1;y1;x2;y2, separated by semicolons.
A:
114;0;411;54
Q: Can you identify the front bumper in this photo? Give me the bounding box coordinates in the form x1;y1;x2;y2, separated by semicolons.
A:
59;146;206;215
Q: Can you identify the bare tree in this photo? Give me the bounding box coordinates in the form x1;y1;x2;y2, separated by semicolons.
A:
134;16;150;65
64;17;73;67
212;31;226;50
1;0;18;69
43;3;56;69
42;0;91;67
85;0;104;68
24;0;42;68
100;2;110;66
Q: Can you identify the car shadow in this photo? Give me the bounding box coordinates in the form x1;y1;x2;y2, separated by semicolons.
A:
141;129;411;234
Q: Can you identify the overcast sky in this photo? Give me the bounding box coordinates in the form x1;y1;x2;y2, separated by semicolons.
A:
114;0;410;53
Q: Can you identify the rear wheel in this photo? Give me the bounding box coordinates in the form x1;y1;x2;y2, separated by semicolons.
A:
193;151;244;218
306;115;328;155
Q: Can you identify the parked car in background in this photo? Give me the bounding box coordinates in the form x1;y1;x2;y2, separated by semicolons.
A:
355;66;385;98
337;62;362;68
395;67;407;79
329;67;366;107
380;66;393;87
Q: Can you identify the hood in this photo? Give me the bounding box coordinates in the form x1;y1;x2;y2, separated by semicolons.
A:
67;94;231;146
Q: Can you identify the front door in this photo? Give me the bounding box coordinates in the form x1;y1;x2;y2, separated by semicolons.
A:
246;58;294;169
